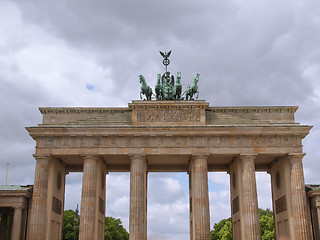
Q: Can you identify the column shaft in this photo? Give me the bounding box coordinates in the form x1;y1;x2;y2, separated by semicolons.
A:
129;154;147;240
11;207;23;240
189;175;193;240
289;154;312;239
27;155;50;240
240;155;261;240
316;206;320;239
189;155;210;240
79;156;100;240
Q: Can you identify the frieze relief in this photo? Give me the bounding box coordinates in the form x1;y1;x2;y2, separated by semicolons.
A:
43;137;55;147
61;138;72;147
39;135;302;149
78;137;88;147
137;109;200;122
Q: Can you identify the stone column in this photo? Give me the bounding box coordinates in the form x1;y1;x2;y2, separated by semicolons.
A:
189;154;210;240
11;207;23;240
315;203;320;239
79;155;106;240
308;193;320;240
239;154;261;240
129;154;148;240
189;174;193;240
27;155;50;240
288;153;312;239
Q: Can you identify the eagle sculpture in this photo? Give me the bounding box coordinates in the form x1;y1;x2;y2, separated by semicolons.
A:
159;50;172;59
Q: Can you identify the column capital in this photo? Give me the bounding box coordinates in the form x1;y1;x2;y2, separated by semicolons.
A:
191;154;209;160
33;154;51;161
129;154;146;160
288;153;306;167
188;154;209;174
307;191;320;200
288;152;306;159
81;154;100;160
239;154;257;161
13;206;24;210
129;154;148;173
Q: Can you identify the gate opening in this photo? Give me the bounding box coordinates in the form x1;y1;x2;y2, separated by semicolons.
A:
147;172;189;240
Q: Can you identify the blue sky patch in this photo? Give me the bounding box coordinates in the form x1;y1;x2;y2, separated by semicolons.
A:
86;84;95;91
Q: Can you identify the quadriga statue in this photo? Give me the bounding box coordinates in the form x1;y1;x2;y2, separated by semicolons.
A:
138;51;200;101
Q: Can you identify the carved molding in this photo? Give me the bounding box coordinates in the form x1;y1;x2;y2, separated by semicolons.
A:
38;135;303;149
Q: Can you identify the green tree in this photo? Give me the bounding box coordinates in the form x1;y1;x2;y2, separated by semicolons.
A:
210;208;275;240
105;217;129;240
259;208;275;240
63;209;79;240
62;210;129;240
211;218;232;240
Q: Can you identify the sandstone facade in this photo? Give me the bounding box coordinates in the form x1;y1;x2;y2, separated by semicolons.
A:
25;100;313;240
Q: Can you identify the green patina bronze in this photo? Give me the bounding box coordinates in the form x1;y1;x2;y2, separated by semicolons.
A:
139;51;200;101
185;73;200;100
139;75;152;100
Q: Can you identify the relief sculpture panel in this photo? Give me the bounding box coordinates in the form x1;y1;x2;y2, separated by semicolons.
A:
137;109;200;123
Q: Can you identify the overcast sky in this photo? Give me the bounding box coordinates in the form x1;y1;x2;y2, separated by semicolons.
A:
1;0;320;239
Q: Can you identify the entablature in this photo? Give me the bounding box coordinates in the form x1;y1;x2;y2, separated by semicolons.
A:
28;125;309;158
37;101;301;126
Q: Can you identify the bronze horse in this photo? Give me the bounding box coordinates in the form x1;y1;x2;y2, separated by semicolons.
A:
139;75;152;100
185;73;200;100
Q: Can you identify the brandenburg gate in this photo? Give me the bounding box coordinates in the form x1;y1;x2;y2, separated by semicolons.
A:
26;100;313;240
25;52;313;239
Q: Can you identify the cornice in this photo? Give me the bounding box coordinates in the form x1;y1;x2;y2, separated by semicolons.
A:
206;106;298;113
38;106;298;114
39;107;130;115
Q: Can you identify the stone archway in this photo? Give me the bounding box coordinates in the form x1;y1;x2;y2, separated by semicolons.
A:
26;100;312;240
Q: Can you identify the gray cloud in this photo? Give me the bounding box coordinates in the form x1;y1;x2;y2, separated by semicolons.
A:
1;0;320;238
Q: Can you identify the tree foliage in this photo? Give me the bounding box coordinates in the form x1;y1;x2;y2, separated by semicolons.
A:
105;217;129;240
259;208;275;240
62;210;129;240
210;208;275;240
211;218;232;240
63;209;79;240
